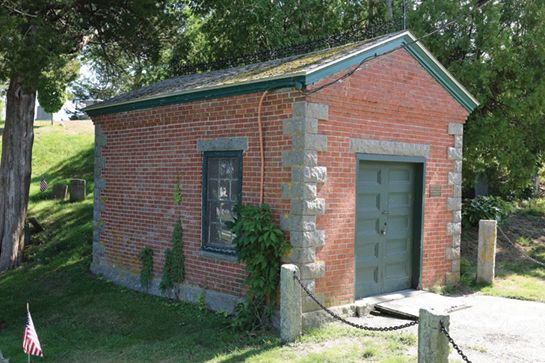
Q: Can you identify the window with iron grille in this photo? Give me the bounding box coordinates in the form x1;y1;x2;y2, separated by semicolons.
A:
201;151;242;254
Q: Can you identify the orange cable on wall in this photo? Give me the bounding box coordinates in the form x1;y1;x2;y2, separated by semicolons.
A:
257;90;269;205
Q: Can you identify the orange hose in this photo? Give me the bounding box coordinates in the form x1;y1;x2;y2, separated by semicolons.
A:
257;90;269;205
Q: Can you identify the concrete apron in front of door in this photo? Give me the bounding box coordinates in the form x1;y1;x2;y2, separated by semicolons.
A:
302;289;470;328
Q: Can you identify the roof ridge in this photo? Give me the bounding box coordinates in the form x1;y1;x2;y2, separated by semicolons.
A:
173;17;404;76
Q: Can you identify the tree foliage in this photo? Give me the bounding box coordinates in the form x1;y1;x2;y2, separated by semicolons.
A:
408;0;545;197
0;0;173;271
0;1;169;110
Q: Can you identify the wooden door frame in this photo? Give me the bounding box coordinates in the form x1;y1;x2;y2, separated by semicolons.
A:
354;153;426;297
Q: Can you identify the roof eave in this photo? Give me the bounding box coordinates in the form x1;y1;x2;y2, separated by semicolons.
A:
84;73;306;116
86;30;479;116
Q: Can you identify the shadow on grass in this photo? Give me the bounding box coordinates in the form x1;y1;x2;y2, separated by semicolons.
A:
29;146;94;203
0;138;286;362
0;257;281;362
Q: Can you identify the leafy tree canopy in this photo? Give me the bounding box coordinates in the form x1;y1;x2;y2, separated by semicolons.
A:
0;0;173;112
409;0;545;197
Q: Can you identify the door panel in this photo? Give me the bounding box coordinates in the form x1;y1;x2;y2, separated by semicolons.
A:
355;161;417;299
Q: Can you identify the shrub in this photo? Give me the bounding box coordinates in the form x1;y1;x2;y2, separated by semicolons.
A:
462;196;512;227
160;218;185;295
139;247;153;290
227;204;291;330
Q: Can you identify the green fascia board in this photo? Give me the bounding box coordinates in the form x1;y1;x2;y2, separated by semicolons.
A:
86;76;305;117
305;34;478;113
403;41;478;113
304;37;407;85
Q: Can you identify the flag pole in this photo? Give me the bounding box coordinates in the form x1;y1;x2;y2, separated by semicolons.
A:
27;302;30;363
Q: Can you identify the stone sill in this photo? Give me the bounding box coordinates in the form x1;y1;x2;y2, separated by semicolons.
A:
198;249;239;264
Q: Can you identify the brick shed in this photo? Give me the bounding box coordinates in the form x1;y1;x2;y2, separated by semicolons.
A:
86;31;478;315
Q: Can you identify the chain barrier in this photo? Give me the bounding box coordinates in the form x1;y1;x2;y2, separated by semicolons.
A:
473;203;545;268
293;272;418;332
440;321;472;363
496;224;545;269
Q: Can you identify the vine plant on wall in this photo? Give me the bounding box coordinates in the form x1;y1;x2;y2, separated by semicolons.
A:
159;179;185;297
139;247;153;290
227;204;291;330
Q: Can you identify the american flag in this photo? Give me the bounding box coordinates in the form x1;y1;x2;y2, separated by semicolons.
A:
39;176;48;193
23;306;43;358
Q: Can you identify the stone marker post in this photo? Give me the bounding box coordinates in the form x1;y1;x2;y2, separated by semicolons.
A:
418;308;450;363
280;264;302;343
477;219;497;284
69;179;87;202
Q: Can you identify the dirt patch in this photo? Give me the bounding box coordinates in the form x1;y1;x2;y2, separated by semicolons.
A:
461;213;545;265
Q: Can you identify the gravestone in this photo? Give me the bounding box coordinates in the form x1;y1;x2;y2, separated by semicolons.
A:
69;179;86;202
52;184;68;200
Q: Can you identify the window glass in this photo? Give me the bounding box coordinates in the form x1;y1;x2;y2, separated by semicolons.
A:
202;152;242;254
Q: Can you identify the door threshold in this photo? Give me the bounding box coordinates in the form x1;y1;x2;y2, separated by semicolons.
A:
356;289;471;319
356;289;425;307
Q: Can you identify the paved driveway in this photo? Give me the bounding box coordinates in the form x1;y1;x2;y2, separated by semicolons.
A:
349;294;545;362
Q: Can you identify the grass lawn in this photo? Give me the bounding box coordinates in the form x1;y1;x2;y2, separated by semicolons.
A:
0;122;417;362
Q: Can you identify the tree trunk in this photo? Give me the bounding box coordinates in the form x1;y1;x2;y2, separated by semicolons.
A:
0;76;35;272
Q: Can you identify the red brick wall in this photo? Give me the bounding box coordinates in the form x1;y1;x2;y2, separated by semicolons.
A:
307;49;469;306
93;90;302;297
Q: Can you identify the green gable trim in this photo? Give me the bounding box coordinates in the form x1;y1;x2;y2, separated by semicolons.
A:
86;76;306;117
403;42;478;113
304;34;478;113
305;37;407;85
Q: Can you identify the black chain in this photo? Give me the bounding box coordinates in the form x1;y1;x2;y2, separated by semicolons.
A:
440;321;472;363
293;272;418;332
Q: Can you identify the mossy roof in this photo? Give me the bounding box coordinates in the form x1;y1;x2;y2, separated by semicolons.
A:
86;30;479;115
89;32;402;110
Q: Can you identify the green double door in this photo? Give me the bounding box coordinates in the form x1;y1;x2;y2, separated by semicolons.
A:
355;160;418;299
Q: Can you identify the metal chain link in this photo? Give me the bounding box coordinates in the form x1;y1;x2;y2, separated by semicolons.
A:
472;203;545;268
497;224;545;268
293;272;418;332
440;321;472;363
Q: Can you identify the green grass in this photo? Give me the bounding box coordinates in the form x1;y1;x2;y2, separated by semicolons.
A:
442;253;545;303
0;123;417;362
516;198;545;216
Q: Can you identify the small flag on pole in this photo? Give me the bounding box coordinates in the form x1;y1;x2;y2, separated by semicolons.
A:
23;303;43;359
39;176;48;193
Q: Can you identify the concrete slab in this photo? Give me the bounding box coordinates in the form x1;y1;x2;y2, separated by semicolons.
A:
347;294;545;362
372;290;470;319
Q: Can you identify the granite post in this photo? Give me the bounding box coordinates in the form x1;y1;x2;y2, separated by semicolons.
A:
477;219;497;284
280;264;302;343
418;308;450;363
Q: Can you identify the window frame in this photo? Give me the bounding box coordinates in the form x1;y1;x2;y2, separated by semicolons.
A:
201;150;243;255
